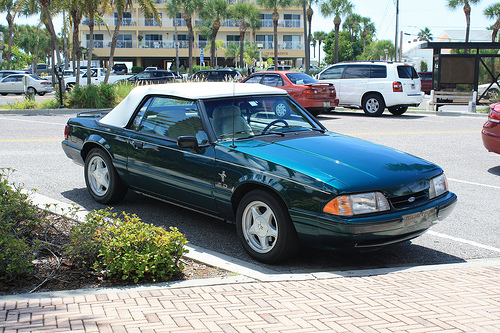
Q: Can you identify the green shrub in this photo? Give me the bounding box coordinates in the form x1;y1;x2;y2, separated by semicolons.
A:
0;168;39;281
132;66;144;73
65;209;189;283
66;84;117;109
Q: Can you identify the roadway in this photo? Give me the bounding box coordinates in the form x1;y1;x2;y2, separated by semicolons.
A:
0;108;498;273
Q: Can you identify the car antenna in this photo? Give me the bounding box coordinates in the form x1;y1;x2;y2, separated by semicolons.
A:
230;81;237;148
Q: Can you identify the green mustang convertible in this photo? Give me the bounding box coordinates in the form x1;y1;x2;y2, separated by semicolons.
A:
62;82;457;263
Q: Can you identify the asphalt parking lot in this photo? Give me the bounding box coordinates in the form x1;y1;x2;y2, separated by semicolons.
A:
0;107;498;273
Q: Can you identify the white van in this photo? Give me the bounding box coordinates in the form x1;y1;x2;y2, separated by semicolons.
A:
317;61;423;116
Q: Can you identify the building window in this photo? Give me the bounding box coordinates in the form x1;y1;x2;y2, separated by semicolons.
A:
173;13;186;27
174;34;189;48
283;14;300;28
256;35;273;49
260;14;273;28
114;12;133;26
86;34;103;48
116;34;132;48
198;36;208;49
145;34;163;49
283;35;301;49
145;13;162;27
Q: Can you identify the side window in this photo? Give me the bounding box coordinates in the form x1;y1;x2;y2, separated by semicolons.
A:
343;65;369;79
319;65;345;80
369;65;387;78
262;74;284;87
245;75;263;83
397;66;418;79
132;96;209;144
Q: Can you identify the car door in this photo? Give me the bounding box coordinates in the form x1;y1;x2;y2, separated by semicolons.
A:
317;65;345;104
341;65;369;106
2;75;24;93
127;95;218;214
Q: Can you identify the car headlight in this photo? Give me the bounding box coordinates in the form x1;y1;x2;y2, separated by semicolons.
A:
323;192;391;216
429;174;448;199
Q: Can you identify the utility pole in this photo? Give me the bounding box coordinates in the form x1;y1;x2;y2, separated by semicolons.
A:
394;0;399;61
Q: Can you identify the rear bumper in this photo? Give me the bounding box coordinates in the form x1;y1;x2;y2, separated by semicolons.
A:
385;92;424;108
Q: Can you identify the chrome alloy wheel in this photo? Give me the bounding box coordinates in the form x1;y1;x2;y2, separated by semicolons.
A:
87;155;110;197
365;97;381;113
241;200;278;254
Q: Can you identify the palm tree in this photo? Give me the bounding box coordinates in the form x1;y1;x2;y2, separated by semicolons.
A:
231;1;260;68
447;0;481;45
199;0;229;68
102;0;160;83
320;0;353;63
257;0;295;69
484;3;500;42
83;0;101;85
310;33;316;58
165;0;180;70
305;0;319;67
417;27;433;42
313;30;326;64
167;0;202;75
65;0;84;86
360;16;375;53
0;0;18;68
342;13;362;42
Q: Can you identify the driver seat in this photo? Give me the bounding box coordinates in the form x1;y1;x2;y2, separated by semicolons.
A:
212;106;253;139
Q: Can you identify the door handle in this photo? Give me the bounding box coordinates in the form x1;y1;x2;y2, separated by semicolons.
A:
131;140;143;149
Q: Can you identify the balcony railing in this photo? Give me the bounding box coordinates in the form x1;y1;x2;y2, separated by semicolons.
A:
85;40;303;50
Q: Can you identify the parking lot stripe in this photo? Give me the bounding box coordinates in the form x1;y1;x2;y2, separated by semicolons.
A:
344;130;479;136
448;178;500;190
428;231;500;253
0;138;60;142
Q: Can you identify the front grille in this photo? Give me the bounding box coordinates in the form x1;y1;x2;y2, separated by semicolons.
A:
389;190;428;210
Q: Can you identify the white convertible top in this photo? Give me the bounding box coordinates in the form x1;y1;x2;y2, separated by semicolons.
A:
100;82;287;128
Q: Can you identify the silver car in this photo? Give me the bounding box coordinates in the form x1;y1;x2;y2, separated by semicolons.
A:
0;74;54;96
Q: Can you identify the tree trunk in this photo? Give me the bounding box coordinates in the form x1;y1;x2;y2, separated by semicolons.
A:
211;21;220;67
184;14;194;75
239;22;247;68
272;10;279;68
463;4;471;54
71;9;82;87
334;17;341;63
105;4;128;84
6;12;14;69
88;10;95;86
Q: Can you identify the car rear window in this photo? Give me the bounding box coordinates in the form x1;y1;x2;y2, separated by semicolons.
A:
286;73;317;84
398;66;419;79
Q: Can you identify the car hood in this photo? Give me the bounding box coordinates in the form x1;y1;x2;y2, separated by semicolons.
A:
228;132;441;194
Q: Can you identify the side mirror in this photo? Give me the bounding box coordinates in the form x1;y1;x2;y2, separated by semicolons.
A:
177;136;200;153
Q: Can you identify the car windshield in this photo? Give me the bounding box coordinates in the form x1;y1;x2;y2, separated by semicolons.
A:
285;73;317;84
203;96;319;140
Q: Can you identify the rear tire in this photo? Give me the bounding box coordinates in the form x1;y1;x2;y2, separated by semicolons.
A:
388;106;408;115
362;94;385;116
84;148;128;204
236;190;300;264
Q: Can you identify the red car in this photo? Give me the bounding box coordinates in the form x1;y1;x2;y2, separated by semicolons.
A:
242;71;339;117
482;103;500;155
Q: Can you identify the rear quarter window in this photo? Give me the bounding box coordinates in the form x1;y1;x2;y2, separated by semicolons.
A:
319;65;345;80
398;66;419;79
369;65;387;78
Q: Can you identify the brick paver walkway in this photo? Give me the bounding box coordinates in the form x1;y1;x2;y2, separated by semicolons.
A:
1;265;499;332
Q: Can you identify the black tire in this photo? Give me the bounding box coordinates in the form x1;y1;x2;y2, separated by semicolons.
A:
362;94;385;116
388;106;408;115
0;93;7;96
307;108;321;117
26;87;36;95
236;189;300;264
84;148;128;204
37;92;46;96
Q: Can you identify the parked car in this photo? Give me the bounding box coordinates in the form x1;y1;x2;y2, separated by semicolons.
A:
189;69;242;82
267;65;292;71
0;70;31;79
242;71;339;116
317;61;424;116
122;70;177;84
144;66;158;71
112;63;128;74
0;74;54;96
481;102;500;155
478;82;500;101
418;71;432;94
62;82;457;264
25;63;51;75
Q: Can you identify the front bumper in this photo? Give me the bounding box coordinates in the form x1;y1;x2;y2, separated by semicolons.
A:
294;191;457;251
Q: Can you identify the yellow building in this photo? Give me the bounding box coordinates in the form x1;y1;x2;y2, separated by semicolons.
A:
77;0;306;70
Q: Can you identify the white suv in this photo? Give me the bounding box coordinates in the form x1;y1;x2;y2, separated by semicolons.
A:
317;61;423;116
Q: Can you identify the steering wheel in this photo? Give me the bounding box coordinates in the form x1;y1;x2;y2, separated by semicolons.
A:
261;119;289;134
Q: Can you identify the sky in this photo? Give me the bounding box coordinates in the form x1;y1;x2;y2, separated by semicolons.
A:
0;0;495;61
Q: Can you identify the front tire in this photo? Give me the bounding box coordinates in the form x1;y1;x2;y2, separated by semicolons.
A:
84;148;127;204
388;106;408;115
236;190;300;264
26;87;36;95
363;94;385;116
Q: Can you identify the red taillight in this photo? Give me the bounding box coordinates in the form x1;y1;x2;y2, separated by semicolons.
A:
328;87;336;97
64;125;70;140
303;88;316;96
393;81;403;92
489;108;500;123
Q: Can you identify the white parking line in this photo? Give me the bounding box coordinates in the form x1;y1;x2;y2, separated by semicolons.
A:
428;231;500;253
448;178;500;190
